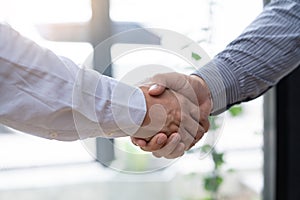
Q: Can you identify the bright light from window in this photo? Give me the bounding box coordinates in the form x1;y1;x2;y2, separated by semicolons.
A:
0;0;92;24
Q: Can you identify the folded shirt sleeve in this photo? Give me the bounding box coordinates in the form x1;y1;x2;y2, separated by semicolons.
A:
0;23;147;141
193;0;300;115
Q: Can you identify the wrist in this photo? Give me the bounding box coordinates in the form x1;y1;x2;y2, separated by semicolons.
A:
189;75;213;114
139;86;152;127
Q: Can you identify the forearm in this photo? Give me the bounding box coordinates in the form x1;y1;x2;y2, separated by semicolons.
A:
0;24;147;140
194;0;300;114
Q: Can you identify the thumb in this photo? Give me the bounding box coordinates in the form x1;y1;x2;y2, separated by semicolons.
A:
148;84;166;96
131;137;147;147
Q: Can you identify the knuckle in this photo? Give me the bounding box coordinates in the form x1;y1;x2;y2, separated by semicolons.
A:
181;134;193;145
152;74;164;83
178;143;186;152
175;110;182;120
140;146;150;152
168;145;185;159
195;130;204;141
152;152;162;158
181;113;189;122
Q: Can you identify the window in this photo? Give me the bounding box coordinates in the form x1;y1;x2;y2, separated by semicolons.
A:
1;1;265;199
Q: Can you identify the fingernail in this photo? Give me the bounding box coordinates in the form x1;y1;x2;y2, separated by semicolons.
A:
149;84;159;91
157;136;165;145
172;135;180;143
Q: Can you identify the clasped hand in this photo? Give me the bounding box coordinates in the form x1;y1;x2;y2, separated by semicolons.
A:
132;72;212;159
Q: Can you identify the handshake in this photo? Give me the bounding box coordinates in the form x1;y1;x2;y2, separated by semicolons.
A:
131;72;212;159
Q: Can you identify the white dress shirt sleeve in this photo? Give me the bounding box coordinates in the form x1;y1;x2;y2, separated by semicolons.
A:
0;23;147;141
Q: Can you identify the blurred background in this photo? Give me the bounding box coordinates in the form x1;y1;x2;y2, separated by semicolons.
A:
0;0;266;199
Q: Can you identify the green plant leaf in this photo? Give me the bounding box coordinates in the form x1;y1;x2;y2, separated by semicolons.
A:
201;144;212;153
227;168;235;173
204;175;223;192
212;152;224;169
208;116;220;130
192;52;202;61
228;105;243;117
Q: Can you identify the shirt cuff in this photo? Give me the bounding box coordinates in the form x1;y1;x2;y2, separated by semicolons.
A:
192;58;241;115
111;81;147;136
128;87;147;128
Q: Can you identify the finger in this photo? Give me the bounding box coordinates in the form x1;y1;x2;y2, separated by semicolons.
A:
191;125;205;147
187;106;209;134
189;103;201;122
200;116;210;133
188;104;210;138
188;97;210;131
148;84;166;96
172;91;201;127
164;142;185;159
199;106;211;132
131;137;147;147
151;73;187;92
185;100;209;130
152;133;181;158
180;115;206;150
187;127;206;150
178;126;195;150
140;133;168;152
181;114;202;138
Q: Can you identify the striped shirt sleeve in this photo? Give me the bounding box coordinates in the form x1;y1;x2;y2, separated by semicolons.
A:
193;0;300;115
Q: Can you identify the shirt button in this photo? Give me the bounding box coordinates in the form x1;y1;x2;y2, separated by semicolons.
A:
49;131;58;139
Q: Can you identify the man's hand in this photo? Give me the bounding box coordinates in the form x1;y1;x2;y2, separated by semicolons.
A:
131;133;185;159
148;73;212;134
133;84;206;150
132;72;212;158
132;86;180;139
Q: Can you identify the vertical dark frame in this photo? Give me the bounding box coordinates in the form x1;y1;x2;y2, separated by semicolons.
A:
263;88;276;200
263;0;300;199
90;0;115;166
89;0;160;166
275;66;300;200
262;1;275;199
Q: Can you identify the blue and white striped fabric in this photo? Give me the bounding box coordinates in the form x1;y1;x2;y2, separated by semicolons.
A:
194;0;300;115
